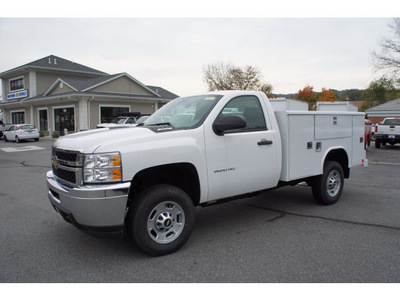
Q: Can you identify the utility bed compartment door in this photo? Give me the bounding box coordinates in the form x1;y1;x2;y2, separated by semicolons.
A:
315;115;352;140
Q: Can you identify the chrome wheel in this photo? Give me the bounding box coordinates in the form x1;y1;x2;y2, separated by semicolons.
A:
147;201;185;244
326;170;341;197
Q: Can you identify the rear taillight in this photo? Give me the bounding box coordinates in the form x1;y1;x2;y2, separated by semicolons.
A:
34;125;36;128
375;126;378;133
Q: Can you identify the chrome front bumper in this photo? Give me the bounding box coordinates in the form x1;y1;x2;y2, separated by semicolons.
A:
46;171;130;231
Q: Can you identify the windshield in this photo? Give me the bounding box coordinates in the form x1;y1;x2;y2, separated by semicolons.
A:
383;119;400;126
136;116;149;124
144;94;223;129
111;117;128;124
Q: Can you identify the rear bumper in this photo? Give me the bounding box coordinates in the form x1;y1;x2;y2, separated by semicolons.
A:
375;134;400;143
46;171;130;232
18;132;40;140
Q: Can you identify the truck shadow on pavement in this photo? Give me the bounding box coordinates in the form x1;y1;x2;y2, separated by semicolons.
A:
48;185;317;260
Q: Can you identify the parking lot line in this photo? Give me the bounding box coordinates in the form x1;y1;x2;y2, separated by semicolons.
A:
0;145;45;153
368;161;400;166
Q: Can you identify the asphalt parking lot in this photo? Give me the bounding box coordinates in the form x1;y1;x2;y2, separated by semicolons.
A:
0;138;399;283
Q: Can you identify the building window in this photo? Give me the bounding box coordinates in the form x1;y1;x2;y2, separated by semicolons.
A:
10;77;24;91
100;106;130;123
12;111;25;124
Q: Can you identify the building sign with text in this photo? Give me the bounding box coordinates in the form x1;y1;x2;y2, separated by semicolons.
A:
7;90;28;100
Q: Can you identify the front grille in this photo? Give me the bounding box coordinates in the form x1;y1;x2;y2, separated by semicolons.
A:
53;149;78;162
52;147;83;186
52;166;77;184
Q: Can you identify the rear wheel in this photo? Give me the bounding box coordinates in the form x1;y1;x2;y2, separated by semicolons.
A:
375;140;381;148
15;136;20;143
127;184;195;256
312;161;344;205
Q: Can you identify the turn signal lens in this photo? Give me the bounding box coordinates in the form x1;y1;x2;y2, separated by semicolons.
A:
113;169;121;180
112;154;121;167
83;152;122;183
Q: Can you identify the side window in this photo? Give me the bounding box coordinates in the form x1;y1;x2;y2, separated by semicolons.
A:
217;95;267;133
125;118;136;124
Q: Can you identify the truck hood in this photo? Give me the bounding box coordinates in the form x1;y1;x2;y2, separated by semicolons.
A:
53;127;156;153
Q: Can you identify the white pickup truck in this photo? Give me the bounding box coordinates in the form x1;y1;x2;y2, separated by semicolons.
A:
46;91;367;256
374;117;400;148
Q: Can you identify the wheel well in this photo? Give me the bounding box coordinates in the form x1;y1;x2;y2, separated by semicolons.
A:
128;163;201;206
325;149;349;178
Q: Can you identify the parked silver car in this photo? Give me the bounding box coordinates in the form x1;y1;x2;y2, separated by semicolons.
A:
4;124;40;143
0;122;13;138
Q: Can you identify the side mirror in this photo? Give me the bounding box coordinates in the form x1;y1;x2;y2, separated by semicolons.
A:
213;115;247;136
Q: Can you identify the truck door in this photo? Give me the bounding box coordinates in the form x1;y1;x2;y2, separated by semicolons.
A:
205;95;279;201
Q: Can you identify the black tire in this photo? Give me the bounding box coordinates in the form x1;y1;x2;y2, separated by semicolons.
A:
127;184;195;256
312;161;344;205
375;140;381;148
34;138;39;142
16;136;20;143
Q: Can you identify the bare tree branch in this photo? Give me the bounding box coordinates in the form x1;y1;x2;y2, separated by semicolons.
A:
373;18;400;76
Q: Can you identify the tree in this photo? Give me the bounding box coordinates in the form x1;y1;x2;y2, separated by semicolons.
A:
296;85;316;109
320;88;337;102
361;76;400;110
373;18;400;77
259;83;273;98
203;62;273;95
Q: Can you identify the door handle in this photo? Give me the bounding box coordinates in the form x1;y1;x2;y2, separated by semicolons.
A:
257;139;273;146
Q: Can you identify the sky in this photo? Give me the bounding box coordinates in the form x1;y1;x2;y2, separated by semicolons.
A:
0;1;398;97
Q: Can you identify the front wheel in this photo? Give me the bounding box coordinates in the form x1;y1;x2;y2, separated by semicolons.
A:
127;184;195;256
312;161;344;205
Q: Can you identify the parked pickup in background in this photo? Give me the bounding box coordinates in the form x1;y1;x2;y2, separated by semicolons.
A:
374;117;400;148
47;91;367;256
96;113;150;129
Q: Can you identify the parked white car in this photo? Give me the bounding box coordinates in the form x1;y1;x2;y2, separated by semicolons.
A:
4;124;40;143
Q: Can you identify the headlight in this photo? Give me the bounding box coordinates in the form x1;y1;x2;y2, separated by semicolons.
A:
83;152;122;183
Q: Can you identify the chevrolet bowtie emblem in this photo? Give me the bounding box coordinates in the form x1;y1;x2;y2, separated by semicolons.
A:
53;157;59;169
